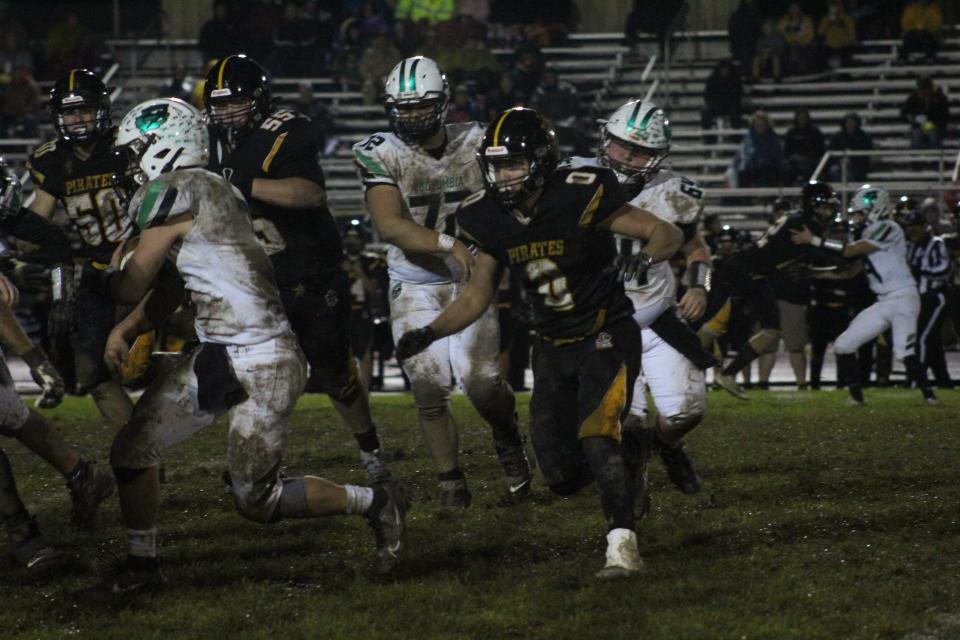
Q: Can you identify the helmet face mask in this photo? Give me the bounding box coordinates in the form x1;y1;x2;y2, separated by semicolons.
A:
801;182;840;224
483;153;533;207
208;96;254;131
598;100;670;195
848;185;893;226
383;56;449;145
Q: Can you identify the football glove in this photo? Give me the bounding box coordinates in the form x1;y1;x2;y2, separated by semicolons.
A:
395;326;436;361
21;346;65;409
614;251;653;283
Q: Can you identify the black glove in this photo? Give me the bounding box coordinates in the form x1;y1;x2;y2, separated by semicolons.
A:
48;263;77;338
615;251;653;283
21;346;65;409
4;258;48;291
395;326;436;361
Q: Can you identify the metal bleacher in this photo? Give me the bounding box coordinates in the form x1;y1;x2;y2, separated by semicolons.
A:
8;27;960;229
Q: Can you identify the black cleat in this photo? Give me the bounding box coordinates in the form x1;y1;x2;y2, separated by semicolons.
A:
68;461;115;530
110;556;167;594
365;481;411;575
12;522;66;572
495;441;533;500
658;444;701;495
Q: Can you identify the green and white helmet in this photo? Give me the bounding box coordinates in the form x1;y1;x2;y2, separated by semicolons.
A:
115;97;209;185
849;184;893;225
599;99;671;194
383;56;449;144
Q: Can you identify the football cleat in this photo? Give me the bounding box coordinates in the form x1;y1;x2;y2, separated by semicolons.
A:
365;481;411;575
495;441;533;499
439;477;472;508
359;450;393;485
68;460;115;530
595;528;644;579
659;444;701;495
110;556;167;594
12;524;66;572
715;372;749;400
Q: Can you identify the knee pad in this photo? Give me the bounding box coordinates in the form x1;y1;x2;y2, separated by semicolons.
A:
660;410;704;445
417;404;448;421
549;473;593;496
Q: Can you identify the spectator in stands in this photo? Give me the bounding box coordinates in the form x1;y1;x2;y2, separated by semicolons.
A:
272;1;317;77
442;32;501;90
158;63;193;102
624;0;686;62
530;69;586;154
359;1;391;40
395;0;455;27
296;82;339;157
752;19;785;82
901;76;950;149
827;112;872;182
817;0;857;69
701;60;744;134
359;31;400;104
899;0;942;63
198;1;241;65
510;46;544;102
42;11;97;78
736;110;783;187
728;0;762;73
0;30;33;76
330;18;365;91
299;0;338;73
485;74;523;119
783;108;825;185
778;2;816;76
448;85;483;123
392;20;421;58
0;66;39;137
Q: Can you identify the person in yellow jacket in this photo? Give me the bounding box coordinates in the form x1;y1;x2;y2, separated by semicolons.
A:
394;0;454;26
778;2;815;75
817;0;856;69
900;0;942;63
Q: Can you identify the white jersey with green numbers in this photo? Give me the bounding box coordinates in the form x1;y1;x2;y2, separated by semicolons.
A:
352;122;484;284
861;219;917;298
128;167;291;346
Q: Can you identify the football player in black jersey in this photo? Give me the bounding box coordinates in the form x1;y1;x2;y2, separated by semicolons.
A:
396;108;683;577
204;55;391;484
25;69;134;427
700;182;841;398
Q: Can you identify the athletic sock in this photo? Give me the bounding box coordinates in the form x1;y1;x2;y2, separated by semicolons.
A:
344;484;375;515
127;528;157;559
438;468;465;482
354;427;381;453
721;343;760;376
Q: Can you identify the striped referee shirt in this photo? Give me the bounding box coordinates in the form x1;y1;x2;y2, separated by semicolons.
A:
907;235;953;294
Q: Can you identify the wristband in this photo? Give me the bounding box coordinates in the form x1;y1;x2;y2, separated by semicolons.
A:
821;238;845;254
437;233;456;252
685;261;712;292
810;236;823;247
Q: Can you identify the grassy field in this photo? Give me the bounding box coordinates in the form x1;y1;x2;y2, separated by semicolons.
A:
2;389;960;640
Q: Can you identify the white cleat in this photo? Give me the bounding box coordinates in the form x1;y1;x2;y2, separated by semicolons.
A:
595;528;644;579
715;372;749;401
845;397;866;406
924;397;941;406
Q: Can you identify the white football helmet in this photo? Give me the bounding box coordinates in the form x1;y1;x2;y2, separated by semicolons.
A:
115;98;209;185
598;99;671;194
383;56;449;143
849;184;893;225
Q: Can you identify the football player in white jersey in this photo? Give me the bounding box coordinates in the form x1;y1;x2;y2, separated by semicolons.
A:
353;57;529;506
95;99;409;591
792;185;937;404
592;100;715;498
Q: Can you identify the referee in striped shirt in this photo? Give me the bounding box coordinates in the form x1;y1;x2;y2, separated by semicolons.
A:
905;210;954;388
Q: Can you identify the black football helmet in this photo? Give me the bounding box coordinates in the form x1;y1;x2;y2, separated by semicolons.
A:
49;69;112;144
204;54;271;141
477;107;559;209
801;181;839;224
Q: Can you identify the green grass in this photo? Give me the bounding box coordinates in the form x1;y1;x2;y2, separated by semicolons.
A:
2;389;960;639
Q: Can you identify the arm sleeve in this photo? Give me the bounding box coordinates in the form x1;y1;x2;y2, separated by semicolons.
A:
1;208;74;263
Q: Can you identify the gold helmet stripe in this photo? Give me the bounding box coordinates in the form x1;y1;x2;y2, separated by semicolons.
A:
492;109;512;146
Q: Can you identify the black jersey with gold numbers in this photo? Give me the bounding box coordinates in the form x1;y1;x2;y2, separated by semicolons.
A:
26;127;132;262
207;109;342;287
457;165;633;341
